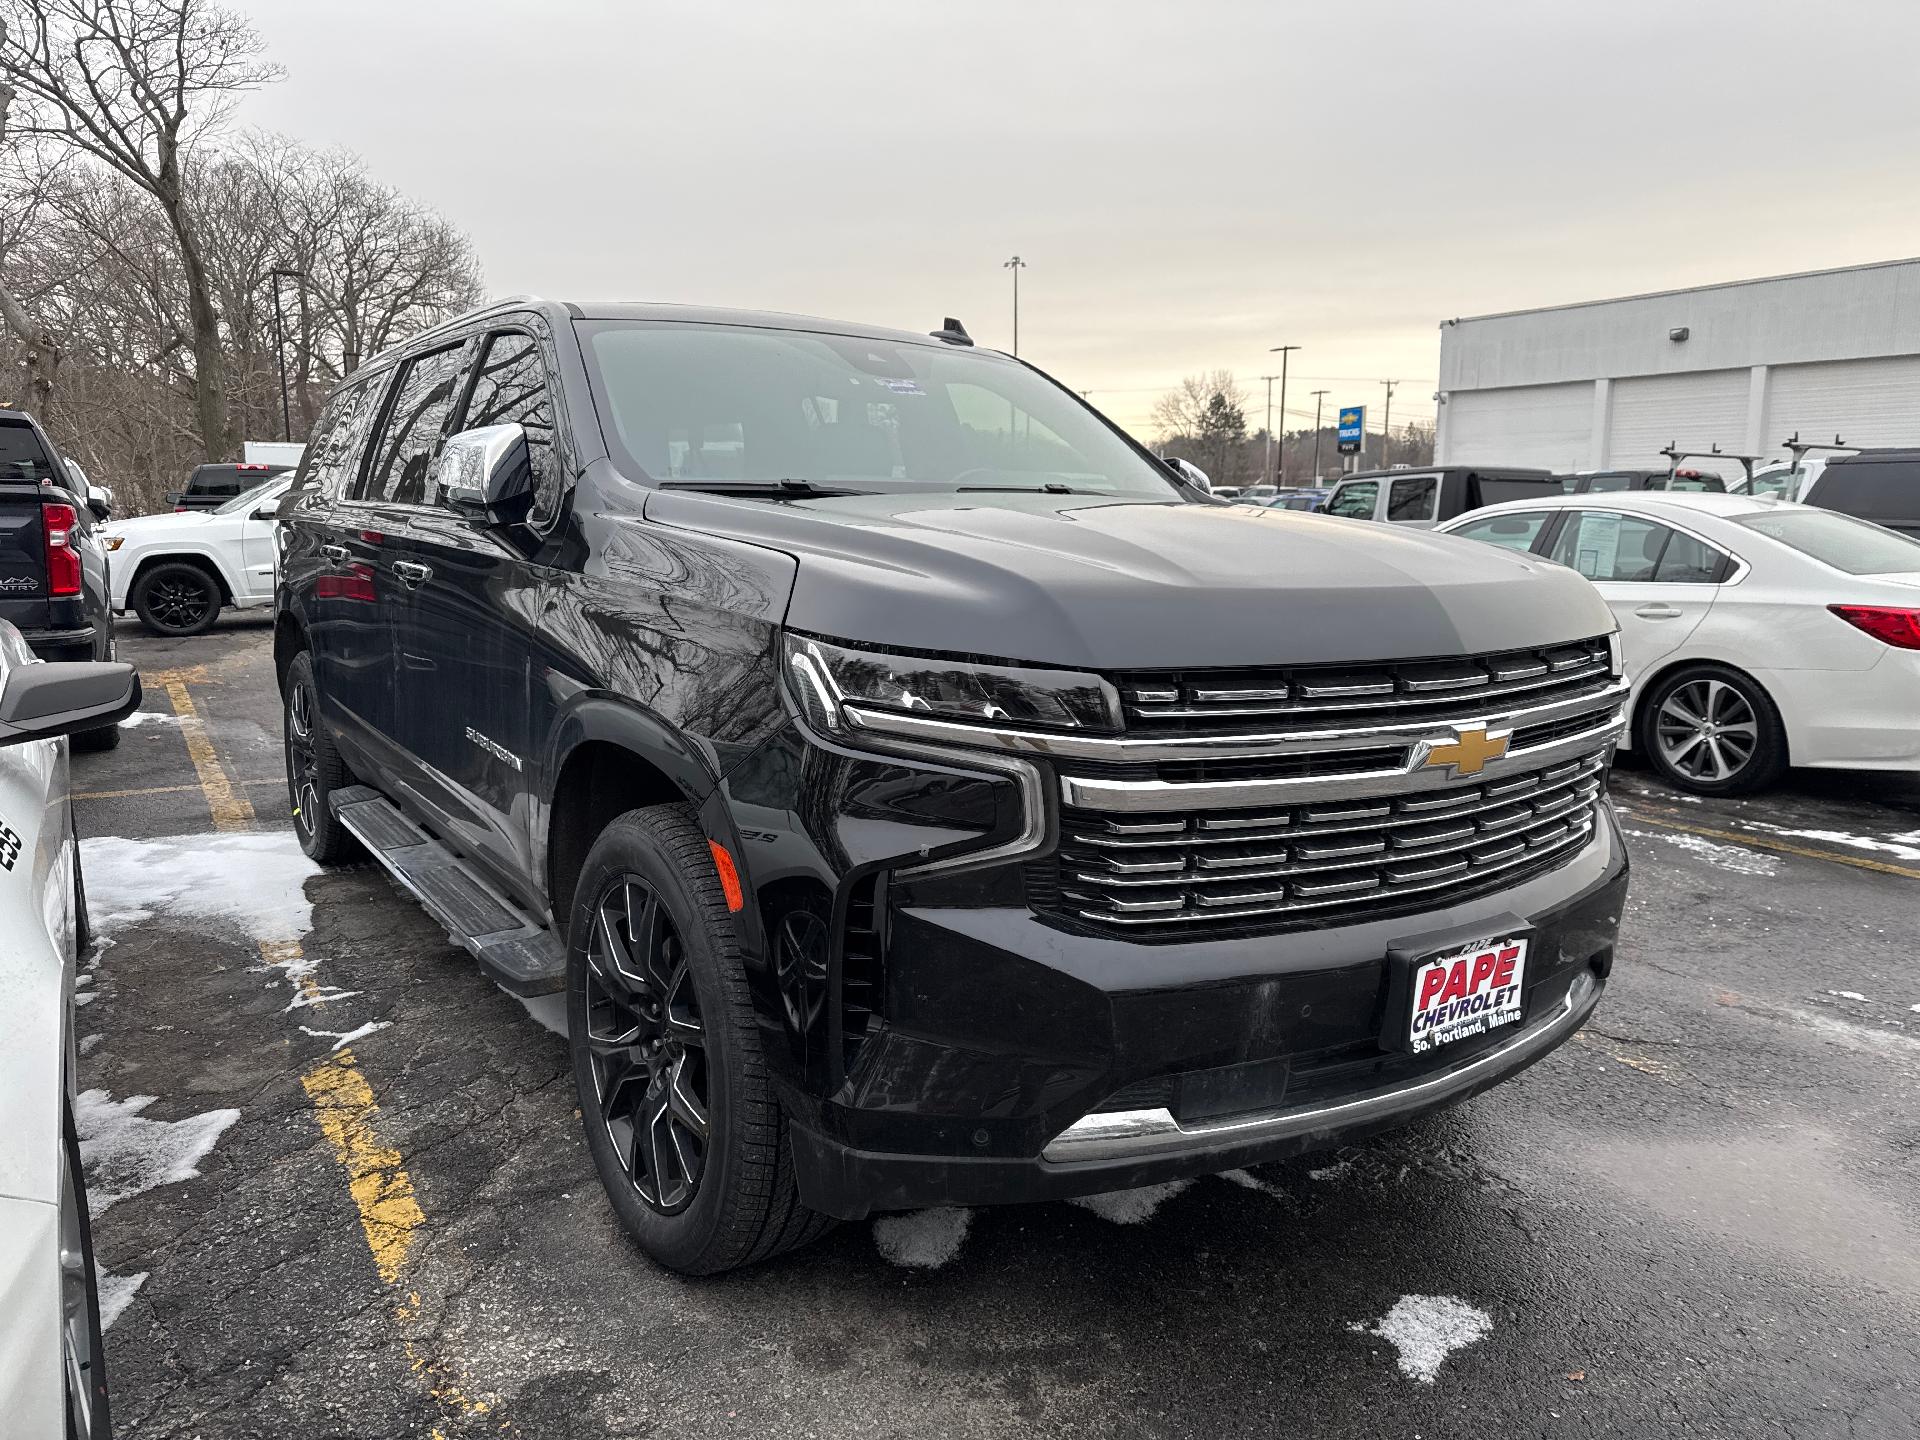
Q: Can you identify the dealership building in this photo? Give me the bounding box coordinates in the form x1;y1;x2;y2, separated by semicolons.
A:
1433;256;1920;480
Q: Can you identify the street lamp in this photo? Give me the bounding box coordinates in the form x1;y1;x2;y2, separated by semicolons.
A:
1003;256;1026;356
1268;344;1299;484
267;267;303;443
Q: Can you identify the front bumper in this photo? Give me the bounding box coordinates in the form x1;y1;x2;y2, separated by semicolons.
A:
782;809;1626;1220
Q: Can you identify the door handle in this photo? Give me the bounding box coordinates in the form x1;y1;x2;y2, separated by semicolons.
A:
321;543;348;563
392;560;434;587
1635;603;1683;619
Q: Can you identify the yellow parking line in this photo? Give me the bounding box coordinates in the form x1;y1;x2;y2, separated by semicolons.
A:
73;778;282;802
301;1044;427;1285
1618;806;1920;881
160;676;254;830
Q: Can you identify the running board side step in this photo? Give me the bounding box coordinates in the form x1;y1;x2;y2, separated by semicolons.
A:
330;785;567;996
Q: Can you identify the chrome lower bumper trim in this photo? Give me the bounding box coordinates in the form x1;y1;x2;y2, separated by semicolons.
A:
1040;969;1601;1165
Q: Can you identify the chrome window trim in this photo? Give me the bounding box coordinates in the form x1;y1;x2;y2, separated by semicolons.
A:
1040;970;1601;1164
842;676;1629;765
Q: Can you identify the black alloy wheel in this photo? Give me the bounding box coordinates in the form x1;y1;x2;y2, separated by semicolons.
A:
281;650;363;865
583;875;711;1214
132;561;220;637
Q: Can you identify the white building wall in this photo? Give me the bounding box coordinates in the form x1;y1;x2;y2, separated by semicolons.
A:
1606;369;1750;476
1441;383;1592;471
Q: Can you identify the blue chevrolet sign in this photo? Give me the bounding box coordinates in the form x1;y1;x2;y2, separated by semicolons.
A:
1337;405;1365;455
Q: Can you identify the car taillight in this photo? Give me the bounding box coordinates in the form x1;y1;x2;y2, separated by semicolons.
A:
1829;604;1920;650
42;500;81;596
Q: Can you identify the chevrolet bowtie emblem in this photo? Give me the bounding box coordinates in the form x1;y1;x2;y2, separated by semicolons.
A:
1418;725;1511;778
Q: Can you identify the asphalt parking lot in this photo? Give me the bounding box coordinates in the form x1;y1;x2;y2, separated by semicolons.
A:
72;617;1920;1439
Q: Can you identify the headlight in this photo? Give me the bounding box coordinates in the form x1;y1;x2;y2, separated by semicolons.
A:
784;633;1121;736
103;535;124;552
1606;630;1624;679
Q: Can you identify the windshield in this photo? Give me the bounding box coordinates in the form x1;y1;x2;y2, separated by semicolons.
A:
581;321;1178;499
215;477;290;516
1734;508;1920;575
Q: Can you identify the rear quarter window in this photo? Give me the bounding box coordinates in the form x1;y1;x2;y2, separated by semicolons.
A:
1735;509;1920;575
1809;462;1920;523
0;420;56;483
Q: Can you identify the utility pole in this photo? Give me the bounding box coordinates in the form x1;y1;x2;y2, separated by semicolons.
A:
1379;379;1399;469
1003;256;1027;356
1309;390;1329;482
1259;374;1281;485
268;267;303;443
1269;345;1299;483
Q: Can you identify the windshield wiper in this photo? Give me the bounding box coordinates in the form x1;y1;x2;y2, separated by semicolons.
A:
954;483;1096;495
657;478;863;499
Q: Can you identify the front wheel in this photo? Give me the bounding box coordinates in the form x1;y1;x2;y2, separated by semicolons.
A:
568;804;833;1274
61;1099;111;1439
131;561;221;637
1639;663;1786;796
283;650;364;865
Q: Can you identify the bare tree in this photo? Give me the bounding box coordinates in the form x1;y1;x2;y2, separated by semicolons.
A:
0;0;282;459
1153;370;1250;484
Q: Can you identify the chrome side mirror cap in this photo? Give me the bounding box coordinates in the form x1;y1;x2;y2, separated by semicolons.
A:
435;424;531;522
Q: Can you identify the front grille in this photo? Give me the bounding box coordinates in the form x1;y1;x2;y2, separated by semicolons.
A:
1119;636;1613;736
1043;748;1607;938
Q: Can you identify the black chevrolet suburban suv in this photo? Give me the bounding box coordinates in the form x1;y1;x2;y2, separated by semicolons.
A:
275;300;1629;1273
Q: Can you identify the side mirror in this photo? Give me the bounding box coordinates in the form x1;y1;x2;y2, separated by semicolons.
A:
0;661;141;749
87;484;114;522
435;424;532;522
251;506;278;521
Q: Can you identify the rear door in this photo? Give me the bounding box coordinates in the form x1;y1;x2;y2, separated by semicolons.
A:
1546;509;1729;676
387;329;559;895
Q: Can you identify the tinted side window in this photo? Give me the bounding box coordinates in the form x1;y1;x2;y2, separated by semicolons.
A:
1811;461;1920;522
456;332;557;512
362;344;469;505
1387;474;1438;521
1652;529;1728;583
1327;481;1378;519
1549;512;1670;582
301;381;382;500
1585;473;1631;493
1451;511;1550;552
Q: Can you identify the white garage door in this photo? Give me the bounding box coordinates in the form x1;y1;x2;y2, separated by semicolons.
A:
1764;356;1920;452
1607;369;1749;480
1441;383;1592;470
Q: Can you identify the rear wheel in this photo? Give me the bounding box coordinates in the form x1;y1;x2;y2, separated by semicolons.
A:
283;650;364;864
131;561;221;637
568;805;833;1274
61;1099;111;1440
1640;663;1786;796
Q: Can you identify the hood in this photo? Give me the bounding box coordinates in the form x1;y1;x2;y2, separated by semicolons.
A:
644;490;1617;670
106;509;214;541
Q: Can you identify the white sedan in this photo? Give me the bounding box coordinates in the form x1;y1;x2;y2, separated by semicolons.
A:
103;476;291;636
1437;491;1920;795
0;620;140;1437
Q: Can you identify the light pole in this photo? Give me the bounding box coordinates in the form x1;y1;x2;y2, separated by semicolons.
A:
1310;390;1329;481
1258;374;1281;485
1379;379;1399;469
268;267;303;443
1003;256;1026;356
1268;345;1299;483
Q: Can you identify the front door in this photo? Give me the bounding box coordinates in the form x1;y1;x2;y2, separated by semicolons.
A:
386;329;558;900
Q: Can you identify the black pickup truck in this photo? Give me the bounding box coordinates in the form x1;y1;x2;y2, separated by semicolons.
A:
276;300;1629;1274
0;410;120;750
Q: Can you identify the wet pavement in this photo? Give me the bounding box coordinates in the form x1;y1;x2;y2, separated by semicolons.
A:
73;617;1920;1438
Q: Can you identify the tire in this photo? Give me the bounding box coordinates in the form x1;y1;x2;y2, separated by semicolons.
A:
61;1099;112;1440
283;650;364;865
568;804;833;1275
131;560;221;637
1638;663;1787;796
70;722;120;753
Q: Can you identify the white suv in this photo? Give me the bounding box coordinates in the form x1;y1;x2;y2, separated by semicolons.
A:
0;620;140;1437
104;476;290;636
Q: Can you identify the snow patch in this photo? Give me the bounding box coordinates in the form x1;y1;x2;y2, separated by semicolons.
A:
1827;990;1870;1003
1220;1168;1286;1198
872;1207;973;1269
1308;1159;1352;1182
118;709;179;729
81;832;321;942
74;1090;240;1212
1068;1179;1190;1226
78;1032;103;1055
96;1269;148;1330
300;1020;389;1052
1350;1294;1492;1383
1787;1008;1920;1055
73;990;96;1006
283;985;361;1012
501;986;568;1038
1738;821;1920;862
1910;1004;1920;1015
1625;828;1778;876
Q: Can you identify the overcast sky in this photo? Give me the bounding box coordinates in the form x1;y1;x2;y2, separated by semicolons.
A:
235;0;1920;438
